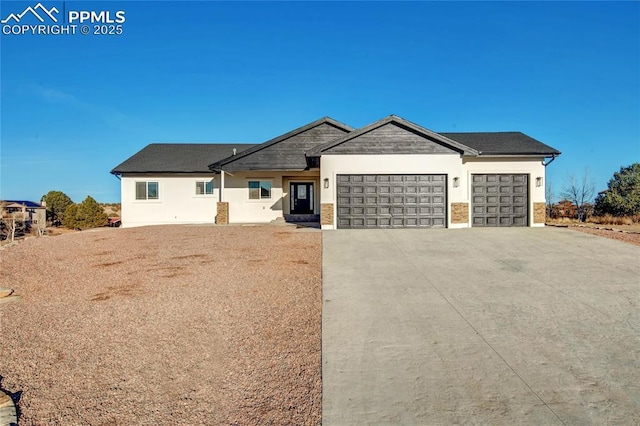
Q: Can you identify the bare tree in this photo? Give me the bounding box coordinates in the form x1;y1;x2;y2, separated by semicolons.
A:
1;216;26;242
561;169;595;222
0;202;30;242
545;181;555;219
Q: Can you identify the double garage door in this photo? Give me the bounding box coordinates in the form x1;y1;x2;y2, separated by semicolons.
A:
336;173;529;229
337;174;446;229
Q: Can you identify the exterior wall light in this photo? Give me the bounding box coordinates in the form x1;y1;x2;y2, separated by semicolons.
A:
536;177;543;187
323;178;329;189
453;177;460;188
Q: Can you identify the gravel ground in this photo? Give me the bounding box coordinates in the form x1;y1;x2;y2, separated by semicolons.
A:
565;225;640;246
0;225;321;425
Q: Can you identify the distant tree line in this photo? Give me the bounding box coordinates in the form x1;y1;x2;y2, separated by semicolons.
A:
549;163;639;221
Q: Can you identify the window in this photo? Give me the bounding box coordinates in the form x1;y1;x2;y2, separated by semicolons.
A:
136;181;159;200
196;180;214;195
248;180;271;200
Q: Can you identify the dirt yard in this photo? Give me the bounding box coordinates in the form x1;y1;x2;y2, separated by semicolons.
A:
547;224;640;246
0;225;321;425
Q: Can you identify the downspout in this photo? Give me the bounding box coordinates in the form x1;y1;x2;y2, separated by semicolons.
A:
543;154;557;167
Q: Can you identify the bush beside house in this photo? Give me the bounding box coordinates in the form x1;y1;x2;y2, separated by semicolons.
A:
63;196;108;230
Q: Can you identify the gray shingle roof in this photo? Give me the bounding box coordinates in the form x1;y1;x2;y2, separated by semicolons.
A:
209;117;354;171
111;143;256;174
307;115;478;156
440;132;561;156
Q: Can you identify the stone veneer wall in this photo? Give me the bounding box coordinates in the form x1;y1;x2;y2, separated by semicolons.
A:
533;202;546;224
451;202;469;224
321;203;334;226
216;202;229;225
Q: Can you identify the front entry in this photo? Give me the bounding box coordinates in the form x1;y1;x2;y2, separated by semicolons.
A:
290;182;313;214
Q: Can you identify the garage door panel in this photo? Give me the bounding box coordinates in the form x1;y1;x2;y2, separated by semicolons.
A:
403;217;418;226
389;217;402;226
337;174;447;229
513;216;527;226
472;174;528;227
404;207;418;215
378;217;391;226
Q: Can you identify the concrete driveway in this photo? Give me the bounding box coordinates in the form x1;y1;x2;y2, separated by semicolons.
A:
322;227;640;425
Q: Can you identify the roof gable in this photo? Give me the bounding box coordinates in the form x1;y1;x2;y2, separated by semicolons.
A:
111;143;256;174
209;117;353;171
308;115;478;156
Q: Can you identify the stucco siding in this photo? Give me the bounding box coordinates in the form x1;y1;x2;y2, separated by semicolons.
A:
121;174;218;228
221;171;320;223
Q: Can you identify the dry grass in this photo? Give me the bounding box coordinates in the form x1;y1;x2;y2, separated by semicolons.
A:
589;214;640;226
547;216;640;233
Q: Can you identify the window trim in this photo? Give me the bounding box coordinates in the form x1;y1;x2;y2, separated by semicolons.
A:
248;180;272;200
135;181;159;200
195;179;215;196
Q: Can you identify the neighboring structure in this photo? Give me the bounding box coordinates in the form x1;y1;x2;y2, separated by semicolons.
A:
112;115;560;229
0;200;47;228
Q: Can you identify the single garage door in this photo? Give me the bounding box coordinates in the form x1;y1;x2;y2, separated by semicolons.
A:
337;174;446;229
472;174;528;227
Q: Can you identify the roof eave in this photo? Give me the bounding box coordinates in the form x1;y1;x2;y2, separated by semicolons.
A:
466;152;561;158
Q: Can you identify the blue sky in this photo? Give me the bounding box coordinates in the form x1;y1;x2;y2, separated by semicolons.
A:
1;1;639;203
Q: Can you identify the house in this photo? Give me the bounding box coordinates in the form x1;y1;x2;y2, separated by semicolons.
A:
112;115;560;229
0;200;47;228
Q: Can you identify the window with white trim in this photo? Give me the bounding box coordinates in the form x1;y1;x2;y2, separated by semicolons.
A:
195;180;214;195
136;181;159;200
248;181;271;200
